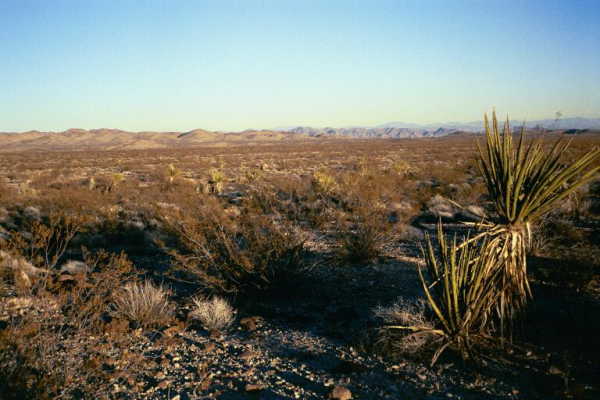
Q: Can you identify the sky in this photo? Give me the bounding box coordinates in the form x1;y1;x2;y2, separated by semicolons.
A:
1;0;599;132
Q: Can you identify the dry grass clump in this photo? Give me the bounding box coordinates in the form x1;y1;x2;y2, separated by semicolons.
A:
112;280;174;328
189;296;236;331
374;298;437;356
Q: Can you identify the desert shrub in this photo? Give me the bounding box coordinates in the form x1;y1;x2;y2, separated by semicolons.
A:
390;159;416;176
189;296;236;331
240;166;263;184
159;198;306;294
2;210;85;271
0;307;93;399
110;172;125;191
333;211;390;265
0;250;138;399
112;280;174;328
0;181;13;204
0;208;90;296
56;250;135;330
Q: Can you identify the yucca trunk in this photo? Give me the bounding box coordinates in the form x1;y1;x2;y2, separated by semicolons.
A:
483;224;530;331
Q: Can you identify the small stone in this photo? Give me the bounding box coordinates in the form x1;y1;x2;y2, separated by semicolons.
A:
58;274;76;282
157;380;170;389
245;383;266;392
329;385;352;400
548;365;563;375
60;260;90;274
163;326;181;337
199;377;212;391
240;316;258;332
240;350;256;362
202;342;216;353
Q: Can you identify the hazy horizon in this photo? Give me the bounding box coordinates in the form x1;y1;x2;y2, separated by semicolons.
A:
2;0;599;132
3;114;600;134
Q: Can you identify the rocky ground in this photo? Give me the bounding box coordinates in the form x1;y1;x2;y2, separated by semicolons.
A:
87;231;599;400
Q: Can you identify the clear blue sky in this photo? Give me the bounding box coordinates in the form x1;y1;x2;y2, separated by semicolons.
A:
1;0;599;132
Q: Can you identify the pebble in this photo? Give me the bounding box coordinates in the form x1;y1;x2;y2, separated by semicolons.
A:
245;383;266;391
329;385;352;400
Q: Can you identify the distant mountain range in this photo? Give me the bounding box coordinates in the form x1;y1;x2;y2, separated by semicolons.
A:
285;126;460;139
282;117;600;138
1;117;598;152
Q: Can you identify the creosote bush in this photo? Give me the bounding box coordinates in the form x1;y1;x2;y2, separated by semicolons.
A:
3;209;86;271
0;249;138;399
333;211;389;265
159;197;306;294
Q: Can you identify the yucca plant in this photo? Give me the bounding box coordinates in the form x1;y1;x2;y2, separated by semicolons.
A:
312;170;337;195
208;168;225;194
384;224;501;365
473;111;600;325
167;163;181;185
421;224;502;363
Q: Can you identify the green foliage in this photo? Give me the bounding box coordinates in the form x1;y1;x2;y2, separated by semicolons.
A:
382;224;501;365
419;224;501;364
478;112;600;226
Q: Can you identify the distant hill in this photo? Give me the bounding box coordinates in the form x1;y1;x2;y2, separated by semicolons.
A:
0;128;312;152
2;117;599;152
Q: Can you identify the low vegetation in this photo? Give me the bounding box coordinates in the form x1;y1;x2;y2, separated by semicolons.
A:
112;280;175;328
189;296;236;332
